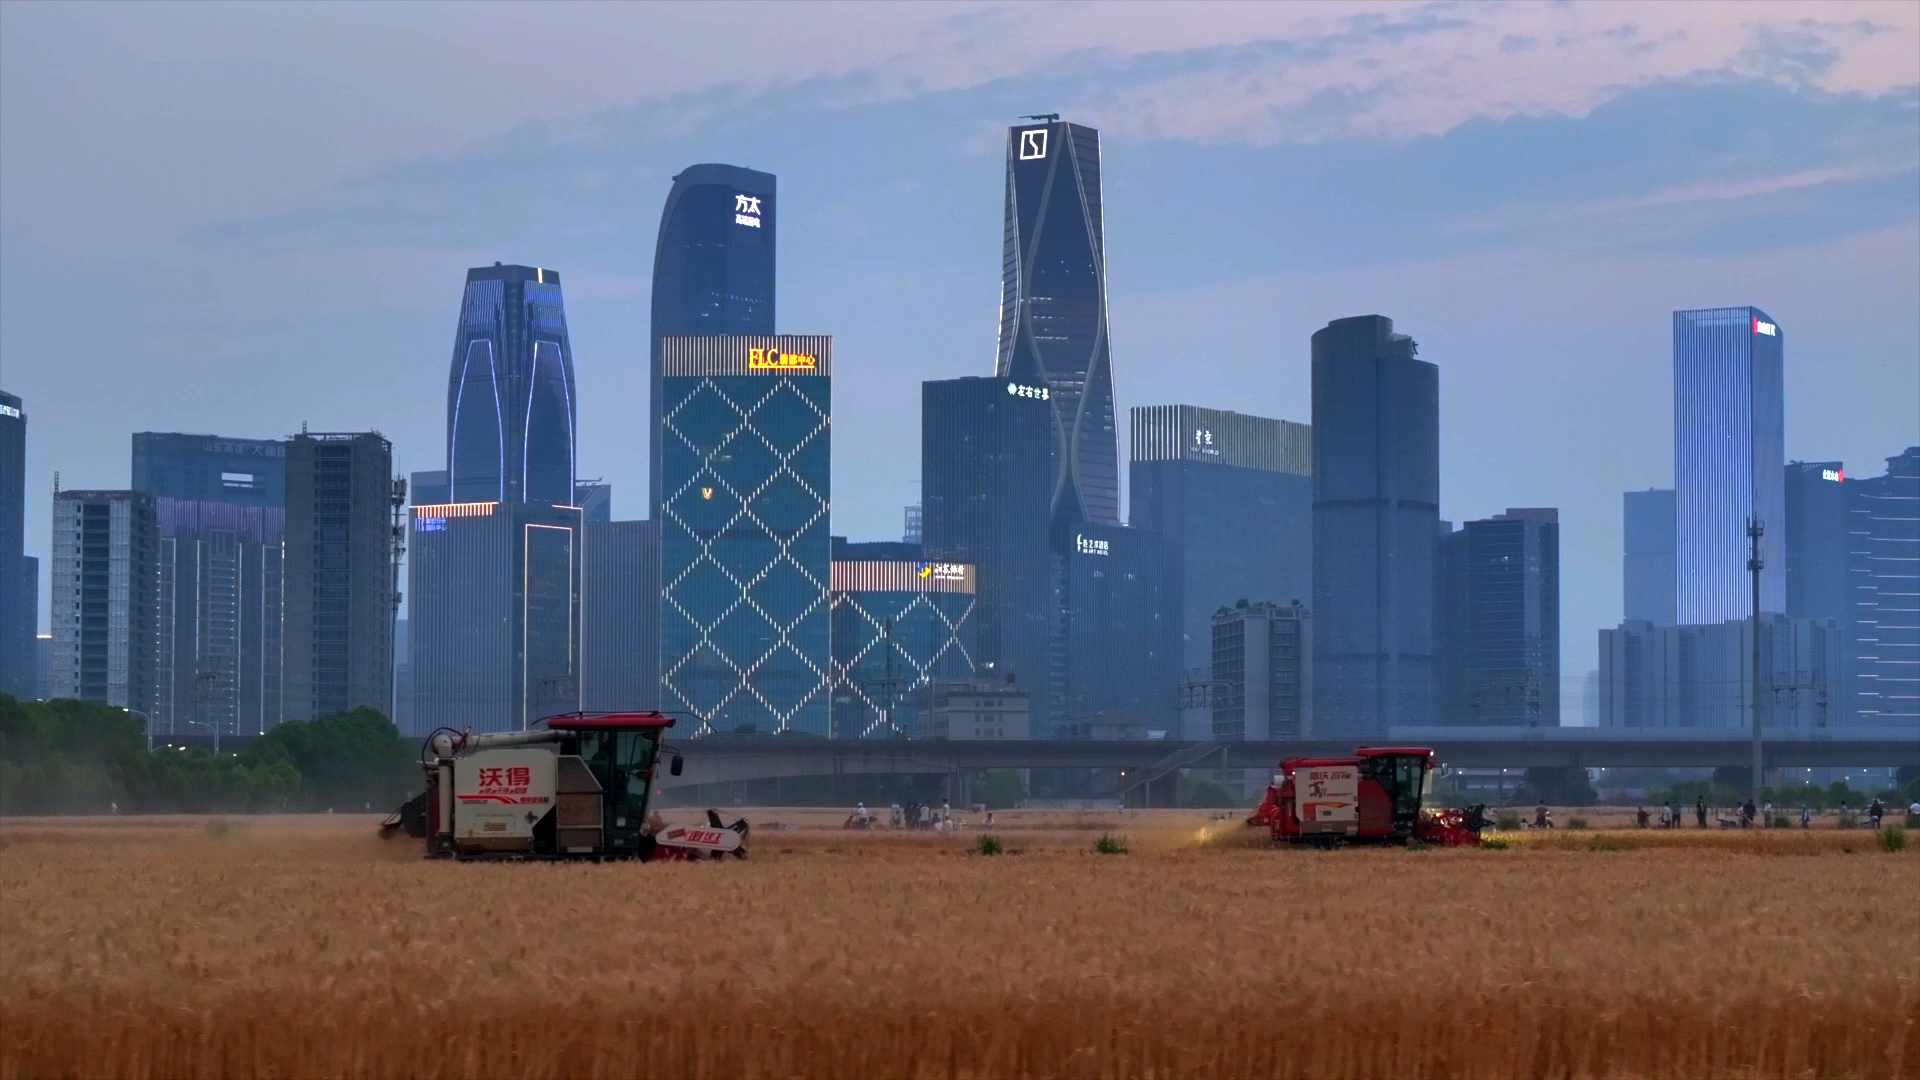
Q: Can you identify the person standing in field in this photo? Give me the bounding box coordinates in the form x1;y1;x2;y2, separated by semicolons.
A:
1659;804;1671;829
1636;807;1650;829
1801;806;1812;828
1696;797;1708;828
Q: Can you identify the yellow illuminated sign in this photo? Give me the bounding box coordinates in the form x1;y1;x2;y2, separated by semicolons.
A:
748;347;817;370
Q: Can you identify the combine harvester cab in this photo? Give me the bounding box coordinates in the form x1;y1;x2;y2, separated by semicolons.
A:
1258;747;1480;847
379;711;749;861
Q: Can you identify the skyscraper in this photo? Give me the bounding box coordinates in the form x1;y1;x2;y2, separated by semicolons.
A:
659;335;831;735
1129;405;1312;678
283;433;395;722
1847;446;1920;726
1311;315;1439;735
1210;600;1312;740
1439;508;1560;727
921;376;1054;696
1784;461;1849;624
0;390;25;699
1674;306;1785;622
1054;522;1167;730
650;165;776;519
1622;488;1676;626
828;558;977;738
995;117;1118;528
50;490;159;713
446;264;577;506
581;517;658;713
132;433;288;737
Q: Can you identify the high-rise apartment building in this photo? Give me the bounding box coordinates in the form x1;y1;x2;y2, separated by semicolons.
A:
1847;446;1920;725
446;264;577;506
1054;522;1167;731
828;559;977;738
1210;600;1312;740
16;557;37;699
283;433;395;722
1600;614;1844;729
581;517;658;713
1622;488;1676;626
50;490;159;713
1311;315;1439;735
995;117;1118;528
650;165;776;518
1674;307;1785;622
659;335;831;735
0;390;25;699
1785;461;1850;624
921;376;1054;696
132;433;288;737
1129;404;1312;677
1439;508;1560;726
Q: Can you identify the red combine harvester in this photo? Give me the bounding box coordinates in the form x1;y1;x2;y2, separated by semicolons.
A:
1247;747;1480;847
379;711;749;861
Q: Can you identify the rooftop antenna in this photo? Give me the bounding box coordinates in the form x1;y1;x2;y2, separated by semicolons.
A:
1021;113;1060;122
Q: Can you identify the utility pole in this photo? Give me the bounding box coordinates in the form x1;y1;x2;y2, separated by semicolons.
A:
1747;517;1764;803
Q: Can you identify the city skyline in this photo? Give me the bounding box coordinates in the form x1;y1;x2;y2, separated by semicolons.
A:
4;3;1918;702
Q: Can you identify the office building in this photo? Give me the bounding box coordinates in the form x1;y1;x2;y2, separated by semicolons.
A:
0;391;25;699
1209;600;1311;740
1785;461;1849;624
1674;307;1785;622
903;504;922;545
408;499;583;733
50;490;159;713
923;681;1031;740
283;433;395;722
828;558;977;738
1599;614;1844;729
151;500;285;738
1623;488;1676;626
650;164;776;518
446;264;577;506
1848;446;1920;725
1054;522;1167;731
410;469;450;507
393;618;412;733
995;117;1119;528
131;432;285;507
659;335;831;735
1130;404;1312;676
921;376;1054;697
1439;509;1560;726
1310;315;1439;735
574;480;612;524
15;556;37;699
581;517;658;713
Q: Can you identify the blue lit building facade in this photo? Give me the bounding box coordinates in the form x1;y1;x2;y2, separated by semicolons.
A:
1674;306;1784;622
659;336;831;735
1311;315;1439;736
996;118;1118;529
921;376;1054;698
447;264;577;507
650;164;776;519
1129;405;1312;679
828;560;977;738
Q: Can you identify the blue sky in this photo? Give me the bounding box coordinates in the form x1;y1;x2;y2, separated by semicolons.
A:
3;0;1917;714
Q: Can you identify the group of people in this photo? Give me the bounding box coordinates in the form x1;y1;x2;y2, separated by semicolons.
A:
1631;795;1902;829
846;800;992;831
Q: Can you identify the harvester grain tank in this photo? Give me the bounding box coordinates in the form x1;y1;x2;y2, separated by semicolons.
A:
379;711;749;860
1247;746;1480;847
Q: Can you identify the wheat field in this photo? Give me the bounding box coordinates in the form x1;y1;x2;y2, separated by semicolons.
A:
1;812;1915;1080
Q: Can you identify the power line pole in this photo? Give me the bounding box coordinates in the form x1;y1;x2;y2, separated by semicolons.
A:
1747;517;1764;803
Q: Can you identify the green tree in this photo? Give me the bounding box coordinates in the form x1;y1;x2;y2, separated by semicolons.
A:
978;769;1027;809
244;707;413;810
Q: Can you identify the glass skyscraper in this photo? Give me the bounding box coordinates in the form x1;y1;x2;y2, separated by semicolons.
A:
828;559;977;738
447;264;577;507
1673;306;1784;623
132;432;286;507
1129;404;1312;679
1622;488;1676;626
659;335;830;735
995;118;1118;529
0;390;26;699
650;164;776;518
1311;315;1439;736
1438;509;1560;727
1784;460;1849;624
1053;522;1167;730
283;433;394;722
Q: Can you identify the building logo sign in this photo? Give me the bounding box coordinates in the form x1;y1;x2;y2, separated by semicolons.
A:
701;487;714;500
1075;534;1109;557
1006;381;1049;400
734;193;763;228
917;562;966;582
747;346;816;370
1191;428;1219;456
1822;468;1843;482
1752;318;1778;336
1018;128;1048;160
0;404;19;419
416;517;447;532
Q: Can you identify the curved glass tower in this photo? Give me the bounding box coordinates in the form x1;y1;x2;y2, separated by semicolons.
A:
995;118;1117;529
447;264;576;507
650;164;776;516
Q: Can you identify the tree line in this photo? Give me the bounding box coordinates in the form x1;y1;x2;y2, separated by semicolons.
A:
0;696;418;815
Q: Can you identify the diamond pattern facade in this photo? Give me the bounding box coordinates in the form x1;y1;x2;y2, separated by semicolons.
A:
829;561;978;738
660;336;832;735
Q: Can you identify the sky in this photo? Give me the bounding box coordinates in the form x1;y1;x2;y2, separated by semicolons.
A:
3;0;1918;714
